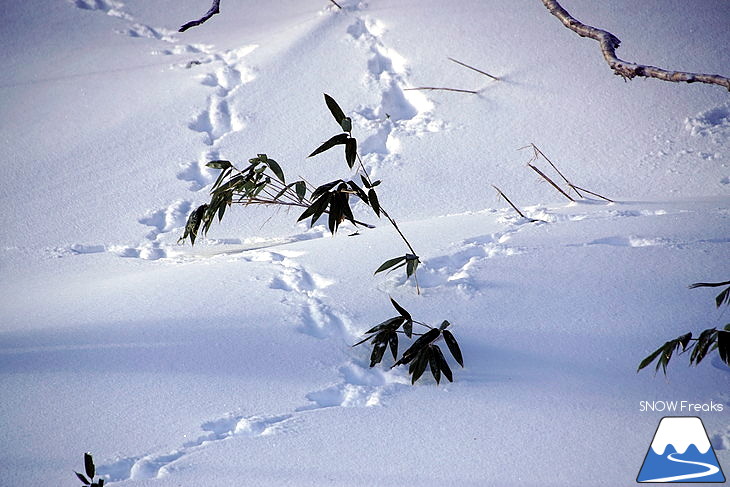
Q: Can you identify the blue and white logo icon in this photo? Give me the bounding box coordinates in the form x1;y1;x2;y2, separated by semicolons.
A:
637;416;726;483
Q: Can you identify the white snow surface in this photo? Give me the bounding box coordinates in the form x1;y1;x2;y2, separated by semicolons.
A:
1;0;729;485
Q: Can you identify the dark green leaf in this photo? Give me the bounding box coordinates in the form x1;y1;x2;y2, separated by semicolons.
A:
690;328;718;365
340;116;352;133
433;345;453;382
75;472;91;485
311;180;342;201
324;93;347;126
211;166;232;192
345;138;357;168
365;317;405;335
389;297;412;320
297;194;330;225
403;320;413;339
178;204;208;245
265;158;285;184
428;347;441;384
718;330;730;365
328;197;340;234
388;332;398;361
368;188;380;217
442;330;464;367
406;258;419;278
84;453;95;479
637;345;665;372
360;174;371;189
295;181;307;201
309;133;349;158
439;320;451;330
99;480;105;487
716;287;730;309
399;328;441;366
374;255;407;275
206;160;232;170
678;332;692;351
370;341;387;367
347;180;368;203
410;349;430;384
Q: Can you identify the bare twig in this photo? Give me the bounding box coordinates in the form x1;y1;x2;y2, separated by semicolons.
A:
527;164;575;202
569;184;613;203
404;86;479;94
328;0;343;8
448;57;499;81
526;143;582;198
179;0;220;32
540;0;730;91
689;281;730;289
492;185;538;222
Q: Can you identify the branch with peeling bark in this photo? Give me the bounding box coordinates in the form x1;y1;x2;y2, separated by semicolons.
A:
541;0;730;91
179;0;220;32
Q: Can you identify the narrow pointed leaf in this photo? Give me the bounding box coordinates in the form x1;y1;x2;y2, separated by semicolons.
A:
370;342;387;367
295;181;307;201
297;194;329;224
406;258;418;278
428;348;441;384
340;116;352;133
265;158;285;184
399;328;441;364
368;188;380;217
309;133;349;158
442;330;464;367
365;317;405;334
638;345;665;372
374;256;407;275
84;453;95;479
716;287;730;308
433;345;453;382
718;330;730;365
346;180;368;203
345;137;357;168
75;472;91;485
403;319;413;338
361;174;371;188
439;320;451;330
411;350;429;384
678;332;692;351
99;480;105;487
389;297;412;320
324;93;347;125
311;180;342;201
388;332;398;361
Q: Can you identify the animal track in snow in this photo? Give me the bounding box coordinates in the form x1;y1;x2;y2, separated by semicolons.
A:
345;16;445;172
685;102;730;138
97;414;294;482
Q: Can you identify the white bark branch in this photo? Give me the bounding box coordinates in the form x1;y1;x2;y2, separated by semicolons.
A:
541;0;730;91
179;0;220;32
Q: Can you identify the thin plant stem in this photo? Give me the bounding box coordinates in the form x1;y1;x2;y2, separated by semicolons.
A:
404;86;479;94
448;57;499;81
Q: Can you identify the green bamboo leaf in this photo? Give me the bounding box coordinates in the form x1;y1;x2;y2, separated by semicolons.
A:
311;180;342;201
309;133;349;158
428;348;441;384
84;453;95;479
370;341;387;367
360;174;371;189
718;330;730;365
265;158;285;184
368;188;380;217
678;332;692;351
389;297;412;320
211;166;232;192
75;472;91;485
442;330;464;367
206;160;232;170
690;328;718;365
388;332;398;361
374;255;407;275
179;204;208;245
297;194;330;225
295;181;307;201
433;345;453;382
399;328;440;365
364;317;405;335
99;480;105;487
406;258;418;278
345;137;357;168
637;345;665;372
403;319;413;338
410;350;429;384
324;93;347;126
716;287;730;308
340;116;352;133
346;181;368;203
439;320;451;330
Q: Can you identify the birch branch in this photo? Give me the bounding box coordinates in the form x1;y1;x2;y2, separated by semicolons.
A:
179;0;220;32
541;0;730;91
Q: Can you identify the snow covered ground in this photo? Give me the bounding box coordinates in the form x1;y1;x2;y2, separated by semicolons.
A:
1;0;728;485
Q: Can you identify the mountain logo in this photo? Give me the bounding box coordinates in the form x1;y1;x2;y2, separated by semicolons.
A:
637;416;726;483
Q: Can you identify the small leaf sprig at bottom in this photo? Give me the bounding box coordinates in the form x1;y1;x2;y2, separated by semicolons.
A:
354;298;464;384
75;452;104;487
